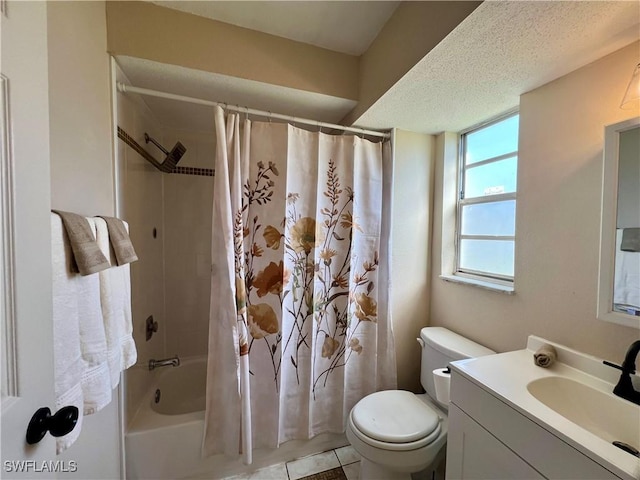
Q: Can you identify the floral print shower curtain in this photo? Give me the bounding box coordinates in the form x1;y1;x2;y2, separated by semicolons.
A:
204;106;396;460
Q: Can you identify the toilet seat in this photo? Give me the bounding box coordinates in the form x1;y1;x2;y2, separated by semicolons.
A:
349;390;442;451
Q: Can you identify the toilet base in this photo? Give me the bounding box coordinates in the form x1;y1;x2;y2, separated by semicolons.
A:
357;441;447;480
360;457;411;480
360;457;446;480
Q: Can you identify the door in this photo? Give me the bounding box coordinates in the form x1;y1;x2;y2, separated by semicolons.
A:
1;1;60;476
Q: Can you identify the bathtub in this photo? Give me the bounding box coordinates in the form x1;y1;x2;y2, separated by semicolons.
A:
125;356;347;479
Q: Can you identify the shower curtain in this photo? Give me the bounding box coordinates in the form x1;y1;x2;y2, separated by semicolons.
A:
203;106;396;461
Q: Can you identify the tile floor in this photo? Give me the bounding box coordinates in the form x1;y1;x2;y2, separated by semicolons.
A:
223;445;360;480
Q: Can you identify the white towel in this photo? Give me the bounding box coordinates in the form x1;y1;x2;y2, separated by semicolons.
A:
52;214;112;422
51;214;86;453
94;217;137;388
614;229;640;310
76;218;112;414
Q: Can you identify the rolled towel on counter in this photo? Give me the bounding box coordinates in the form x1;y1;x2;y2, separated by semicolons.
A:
534;344;557;368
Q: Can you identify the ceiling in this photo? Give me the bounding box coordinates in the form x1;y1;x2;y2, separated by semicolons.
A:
150;1;400;56
357;0;640;133
120;1;640;135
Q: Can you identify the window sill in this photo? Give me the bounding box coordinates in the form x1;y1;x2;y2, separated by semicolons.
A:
439;274;515;294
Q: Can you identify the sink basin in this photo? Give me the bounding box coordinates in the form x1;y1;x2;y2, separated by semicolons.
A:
527;376;640;450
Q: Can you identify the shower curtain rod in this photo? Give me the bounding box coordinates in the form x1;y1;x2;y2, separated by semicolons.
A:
117;83;391;139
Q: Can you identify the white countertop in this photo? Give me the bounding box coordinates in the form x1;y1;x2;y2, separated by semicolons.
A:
449;336;640;480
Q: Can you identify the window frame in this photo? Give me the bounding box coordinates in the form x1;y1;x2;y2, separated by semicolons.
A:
455;110;519;285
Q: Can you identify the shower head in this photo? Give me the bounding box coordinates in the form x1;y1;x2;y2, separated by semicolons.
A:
164;142;186;169
144;133;187;172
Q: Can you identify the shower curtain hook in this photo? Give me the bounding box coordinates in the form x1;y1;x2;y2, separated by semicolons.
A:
317;121;322;134
245;106;249;121
268;111;272;123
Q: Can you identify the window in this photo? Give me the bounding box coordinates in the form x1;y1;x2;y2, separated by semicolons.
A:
456;112;519;285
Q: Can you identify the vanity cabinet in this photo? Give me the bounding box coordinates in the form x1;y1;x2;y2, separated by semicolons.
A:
447;403;544;479
446;370;621;480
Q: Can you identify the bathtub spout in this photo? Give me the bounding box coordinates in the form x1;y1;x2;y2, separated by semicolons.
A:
149;356;180;371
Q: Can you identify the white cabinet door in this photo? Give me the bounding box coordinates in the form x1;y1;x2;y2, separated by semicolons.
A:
1;2;63;476
447;404;545;480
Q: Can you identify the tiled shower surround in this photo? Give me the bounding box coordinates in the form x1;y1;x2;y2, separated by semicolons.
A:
116;71;167;426
162;129;214;357
117;70;215;426
174;165;215;176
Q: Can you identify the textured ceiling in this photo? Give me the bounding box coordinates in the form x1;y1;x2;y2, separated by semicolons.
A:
150;1;400;55
125;1;640;135
355;1;640;133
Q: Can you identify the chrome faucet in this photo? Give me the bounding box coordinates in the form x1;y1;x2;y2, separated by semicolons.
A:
604;340;640;406
149;356;180;371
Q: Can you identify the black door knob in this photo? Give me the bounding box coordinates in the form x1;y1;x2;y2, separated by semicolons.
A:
26;406;79;445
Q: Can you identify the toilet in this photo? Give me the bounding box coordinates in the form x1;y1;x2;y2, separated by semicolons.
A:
346;327;495;480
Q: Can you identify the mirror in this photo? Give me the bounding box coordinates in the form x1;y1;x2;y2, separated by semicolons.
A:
598;117;640;329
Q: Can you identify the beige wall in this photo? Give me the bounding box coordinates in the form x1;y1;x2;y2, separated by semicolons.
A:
47;2;121;478
105;2;480;130
430;42;640;362
49;1;114;216
106;1;358;101
391;130;435;392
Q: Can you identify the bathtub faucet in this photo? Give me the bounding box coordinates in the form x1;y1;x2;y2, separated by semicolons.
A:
149;356;180;371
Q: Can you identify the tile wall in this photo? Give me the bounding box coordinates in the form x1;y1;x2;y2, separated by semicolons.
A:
116;67;167;426
162;129;214;358
117;73;216;423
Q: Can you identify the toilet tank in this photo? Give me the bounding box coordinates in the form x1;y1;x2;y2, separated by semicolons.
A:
419;327;495;400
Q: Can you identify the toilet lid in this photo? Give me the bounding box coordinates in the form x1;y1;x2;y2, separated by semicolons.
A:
351;390;440;443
